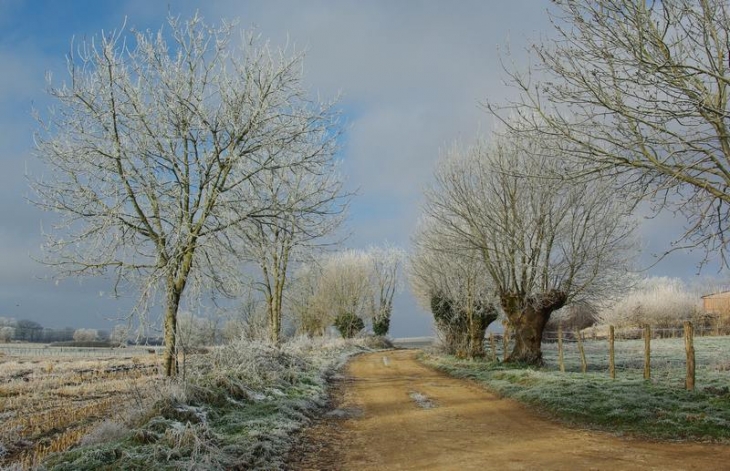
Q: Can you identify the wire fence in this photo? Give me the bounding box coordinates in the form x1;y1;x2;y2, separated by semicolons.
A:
0;344;160;357
486;322;730;390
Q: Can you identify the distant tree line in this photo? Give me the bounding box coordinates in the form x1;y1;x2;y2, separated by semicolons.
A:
0;317;121;344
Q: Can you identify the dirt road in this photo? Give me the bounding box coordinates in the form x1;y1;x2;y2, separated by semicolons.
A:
290;350;730;470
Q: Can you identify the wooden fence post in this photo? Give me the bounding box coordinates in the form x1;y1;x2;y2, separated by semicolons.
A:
503;326;510;362
558;324;565;373
684;321;695;391
609;325;615;380
576;329;587;373
644;324;651;380
489;332;498;362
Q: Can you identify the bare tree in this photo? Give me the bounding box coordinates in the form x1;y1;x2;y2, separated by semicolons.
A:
32;15;340;375
286;263;330;337
286;250;372;338
176;312;217;350
423;133;637;364
239;155;347;344
367;245;405;336
490;0;730;265
410;218;498;358
0;326;14;343
73;328;98;342
220;292;269;342
284;247;403;338
110;324;129;346
317;250;372;337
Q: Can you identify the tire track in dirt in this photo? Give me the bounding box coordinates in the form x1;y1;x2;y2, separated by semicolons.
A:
290;350;730;470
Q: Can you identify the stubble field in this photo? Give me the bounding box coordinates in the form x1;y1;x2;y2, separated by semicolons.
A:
0;345;161;469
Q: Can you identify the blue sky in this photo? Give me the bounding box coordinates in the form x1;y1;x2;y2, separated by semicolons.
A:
0;1;724;336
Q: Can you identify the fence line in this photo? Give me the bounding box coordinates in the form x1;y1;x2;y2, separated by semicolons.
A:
0;345;160;357
488;322;727;391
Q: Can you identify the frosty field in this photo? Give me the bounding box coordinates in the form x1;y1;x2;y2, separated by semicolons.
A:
425;335;730;441
0;346;160;469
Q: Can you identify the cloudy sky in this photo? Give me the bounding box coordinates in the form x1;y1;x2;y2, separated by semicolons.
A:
0;1;722;337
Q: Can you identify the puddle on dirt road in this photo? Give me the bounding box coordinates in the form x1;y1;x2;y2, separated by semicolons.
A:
409;391;437;409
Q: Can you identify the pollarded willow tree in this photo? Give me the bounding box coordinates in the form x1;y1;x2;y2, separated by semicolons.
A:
424;133;637;364
316;250;373;338
490;0;730;265
410;218;498;358
286;263;330;337
32;15;342;376
368;246;405;336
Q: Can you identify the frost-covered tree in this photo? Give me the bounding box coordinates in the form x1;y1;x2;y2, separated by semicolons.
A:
597;277;702;329
240;158;347;345
286;263;330;337
367;246;405;336
73;328;98;342
316;250;372;337
490;0;730;265
423;132;637;364
109;324;129;346
0;326;14;343
410;218;498;358
32;15;341;375
284;247;404;338
176;312;217;350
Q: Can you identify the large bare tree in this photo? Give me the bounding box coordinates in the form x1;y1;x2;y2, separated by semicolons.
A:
424;134;637;364
32;15;341;376
490;0;730;265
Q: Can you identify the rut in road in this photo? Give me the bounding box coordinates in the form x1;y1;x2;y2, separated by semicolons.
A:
290;349;730;471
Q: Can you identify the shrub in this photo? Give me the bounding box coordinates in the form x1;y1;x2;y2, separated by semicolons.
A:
334;312;365;338
372;315;390;336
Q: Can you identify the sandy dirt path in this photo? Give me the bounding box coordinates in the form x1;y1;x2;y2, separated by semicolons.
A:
290;349;730;471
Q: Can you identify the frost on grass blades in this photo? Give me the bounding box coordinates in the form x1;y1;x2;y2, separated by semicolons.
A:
423;334;730;441
32;337;372;471
0;348;160;469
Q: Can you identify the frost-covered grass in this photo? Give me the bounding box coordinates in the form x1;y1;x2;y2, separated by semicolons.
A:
541;336;730;380
422;344;730;442
40;336;377;471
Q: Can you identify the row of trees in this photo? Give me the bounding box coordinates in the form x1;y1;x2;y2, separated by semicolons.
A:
0;317;128;344
167;246;404;346
287;247;405;338
413;0;730;363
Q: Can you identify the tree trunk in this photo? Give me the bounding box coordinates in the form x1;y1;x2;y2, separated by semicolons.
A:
264;285;279;345
468;326;485;358
467;306;498;359
501;290;567;365
163;284;183;377
163;248;194;377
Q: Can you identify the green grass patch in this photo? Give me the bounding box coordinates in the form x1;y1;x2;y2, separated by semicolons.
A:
421;352;730;441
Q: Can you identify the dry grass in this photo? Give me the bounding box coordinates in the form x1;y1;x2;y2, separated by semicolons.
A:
0;349;161;469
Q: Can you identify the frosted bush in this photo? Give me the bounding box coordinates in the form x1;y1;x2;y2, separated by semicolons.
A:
597;277;701;328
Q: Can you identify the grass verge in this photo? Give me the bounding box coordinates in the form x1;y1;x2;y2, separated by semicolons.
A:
36;337;379;471
420;351;730;442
